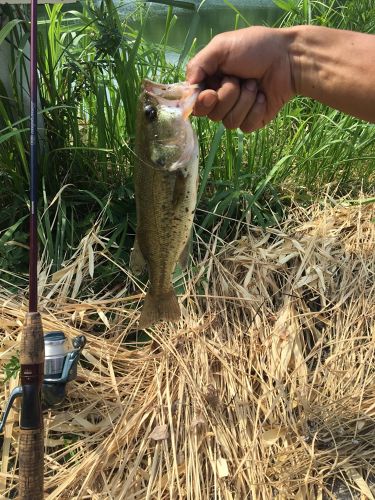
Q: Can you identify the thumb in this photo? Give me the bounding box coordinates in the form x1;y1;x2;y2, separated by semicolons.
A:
186;37;226;84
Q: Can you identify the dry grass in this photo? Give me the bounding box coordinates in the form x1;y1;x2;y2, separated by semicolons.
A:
1;201;375;499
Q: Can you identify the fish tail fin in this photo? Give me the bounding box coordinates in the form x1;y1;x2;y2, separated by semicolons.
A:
138;288;180;329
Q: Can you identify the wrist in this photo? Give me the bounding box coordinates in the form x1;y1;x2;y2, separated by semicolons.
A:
268;25;308;101
283;25;310;97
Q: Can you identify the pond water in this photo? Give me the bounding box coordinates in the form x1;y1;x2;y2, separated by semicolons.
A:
122;0;282;62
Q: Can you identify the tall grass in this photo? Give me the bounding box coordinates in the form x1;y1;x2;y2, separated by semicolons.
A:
0;0;374;285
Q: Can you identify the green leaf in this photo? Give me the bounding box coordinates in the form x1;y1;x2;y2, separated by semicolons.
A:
0;19;22;46
222;0;250;26
198;124;225;203
145;0;196;10
303;0;311;23
3;355;20;384
272;0;298;12
0;128;29;145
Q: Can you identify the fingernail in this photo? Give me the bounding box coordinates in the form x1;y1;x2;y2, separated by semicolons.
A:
257;92;266;104
245;80;257;92
203;93;217;107
222;75;235;84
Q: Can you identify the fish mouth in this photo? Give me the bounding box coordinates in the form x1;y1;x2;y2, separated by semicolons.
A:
142;79;200;119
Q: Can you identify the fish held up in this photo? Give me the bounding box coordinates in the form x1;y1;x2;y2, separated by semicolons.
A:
130;80;200;329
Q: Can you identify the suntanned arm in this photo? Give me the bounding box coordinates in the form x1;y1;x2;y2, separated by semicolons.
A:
289;25;375;123
186;26;375;131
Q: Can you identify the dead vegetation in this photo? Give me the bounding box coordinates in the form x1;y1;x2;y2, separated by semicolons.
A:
1;202;374;499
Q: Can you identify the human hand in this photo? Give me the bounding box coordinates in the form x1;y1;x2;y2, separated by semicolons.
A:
186;26;296;132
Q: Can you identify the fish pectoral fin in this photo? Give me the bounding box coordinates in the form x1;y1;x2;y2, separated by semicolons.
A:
178;238;191;269
130;236;147;276
138;288;180;329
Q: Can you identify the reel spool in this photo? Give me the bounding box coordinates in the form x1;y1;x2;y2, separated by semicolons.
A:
43;331;86;407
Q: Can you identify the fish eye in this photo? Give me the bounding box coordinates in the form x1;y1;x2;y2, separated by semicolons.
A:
156;157;166;167
144;105;157;122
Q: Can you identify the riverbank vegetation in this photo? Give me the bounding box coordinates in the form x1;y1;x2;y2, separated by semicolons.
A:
0;0;374;285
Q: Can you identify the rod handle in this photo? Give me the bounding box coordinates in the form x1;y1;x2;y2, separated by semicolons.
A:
19;312;45;499
18;428;44;500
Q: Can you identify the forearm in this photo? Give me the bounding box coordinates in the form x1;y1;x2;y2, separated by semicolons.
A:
287;25;375;122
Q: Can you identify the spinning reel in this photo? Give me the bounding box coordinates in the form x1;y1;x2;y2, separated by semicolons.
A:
0;331;86;433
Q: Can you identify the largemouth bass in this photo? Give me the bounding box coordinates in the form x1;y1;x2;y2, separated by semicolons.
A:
130;79;200;329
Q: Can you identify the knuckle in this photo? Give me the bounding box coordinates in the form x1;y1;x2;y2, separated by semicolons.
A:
242;82;257;95
223;114;237;129
240;116;254;132
193;108;206;117
240;120;252;133
208;112;222;122
212;33;224;44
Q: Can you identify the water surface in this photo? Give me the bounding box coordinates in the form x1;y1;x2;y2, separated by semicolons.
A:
124;0;282;61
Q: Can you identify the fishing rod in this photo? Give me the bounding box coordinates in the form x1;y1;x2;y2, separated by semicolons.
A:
0;3;86;498
16;0;45;495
